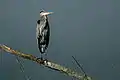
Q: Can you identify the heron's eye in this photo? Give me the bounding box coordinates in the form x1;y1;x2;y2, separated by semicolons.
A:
40;11;44;13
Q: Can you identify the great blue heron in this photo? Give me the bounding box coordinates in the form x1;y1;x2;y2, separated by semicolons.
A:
36;10;53;59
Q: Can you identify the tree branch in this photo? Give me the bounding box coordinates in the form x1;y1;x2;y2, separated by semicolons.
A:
0;44;92;80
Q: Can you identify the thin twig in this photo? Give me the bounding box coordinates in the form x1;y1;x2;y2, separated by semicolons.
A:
0;44;92;80
72;56;89;80
16;56;31;80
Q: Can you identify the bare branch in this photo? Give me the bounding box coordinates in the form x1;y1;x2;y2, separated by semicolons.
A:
0;44;92;80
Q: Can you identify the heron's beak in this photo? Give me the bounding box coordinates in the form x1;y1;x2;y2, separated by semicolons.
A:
42;12;53;15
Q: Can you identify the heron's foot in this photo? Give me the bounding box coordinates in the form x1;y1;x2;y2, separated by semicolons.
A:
44;58;48;62
43;59;48;65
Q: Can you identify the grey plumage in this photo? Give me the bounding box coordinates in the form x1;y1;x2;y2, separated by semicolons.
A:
36;10;53;55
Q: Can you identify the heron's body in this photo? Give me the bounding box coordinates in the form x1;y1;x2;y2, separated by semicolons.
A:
36;15;50;54
36;10;53;59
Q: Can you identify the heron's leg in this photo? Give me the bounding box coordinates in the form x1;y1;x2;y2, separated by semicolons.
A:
36;53;48;62
44;53;48;61
40;53;43;60
38;53;48;62
36;54;43;61
44;53;47;59
42;53;48;65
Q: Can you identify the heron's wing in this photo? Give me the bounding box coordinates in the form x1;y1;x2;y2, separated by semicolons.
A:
36;19;50;53
43;20;50;48
36;21;44;53
36;20;41;39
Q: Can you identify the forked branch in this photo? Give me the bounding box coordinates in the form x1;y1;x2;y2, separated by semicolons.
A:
0;44;92;80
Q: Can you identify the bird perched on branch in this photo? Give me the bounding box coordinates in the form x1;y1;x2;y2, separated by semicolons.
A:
36;10;53;60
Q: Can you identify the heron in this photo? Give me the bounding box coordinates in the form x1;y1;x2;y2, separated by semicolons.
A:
36;10;53;60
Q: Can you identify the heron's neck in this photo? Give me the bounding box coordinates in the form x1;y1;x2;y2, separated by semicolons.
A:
40;16;47;21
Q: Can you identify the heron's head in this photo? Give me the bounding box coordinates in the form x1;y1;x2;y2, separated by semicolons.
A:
40;10;53;16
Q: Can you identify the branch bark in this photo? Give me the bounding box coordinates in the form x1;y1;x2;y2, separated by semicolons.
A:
0;44;92;80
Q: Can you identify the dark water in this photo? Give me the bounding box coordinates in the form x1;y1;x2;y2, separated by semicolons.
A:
0;0;120;80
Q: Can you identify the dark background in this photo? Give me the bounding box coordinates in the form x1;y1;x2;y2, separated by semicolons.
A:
0;0;120;80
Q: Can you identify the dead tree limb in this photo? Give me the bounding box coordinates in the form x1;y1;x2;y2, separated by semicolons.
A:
0;44;92;80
